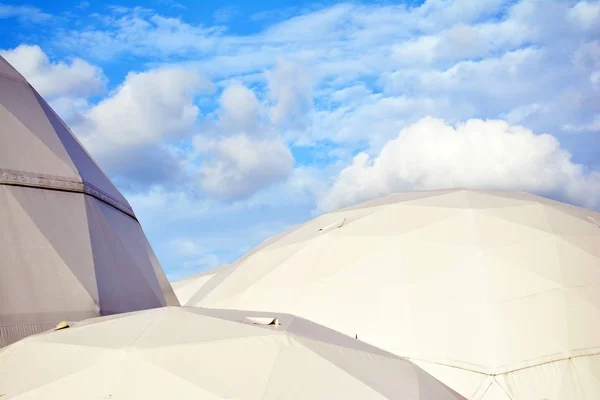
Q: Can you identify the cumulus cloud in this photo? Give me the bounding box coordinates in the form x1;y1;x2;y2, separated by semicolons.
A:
198;133;293;199
568;1;600;31
80;67;210;151
217;84;263;133
320;117;600;211
0;44;106;98
74;66;213;187
12;0;600;277
193;80;294;200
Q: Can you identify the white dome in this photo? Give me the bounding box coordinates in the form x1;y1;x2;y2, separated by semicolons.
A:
189;189;600;399
0;307;463;400
171;265;231;304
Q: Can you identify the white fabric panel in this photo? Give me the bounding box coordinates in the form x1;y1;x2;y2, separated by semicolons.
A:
171;266;230;305
0;105;76;178
188;189;600;399
0;307;464;399
0;76;79;176
34;90;130;208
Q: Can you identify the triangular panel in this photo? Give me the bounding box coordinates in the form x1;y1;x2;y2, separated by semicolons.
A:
0;75;78;176
35;91;131;209
85;197;163;315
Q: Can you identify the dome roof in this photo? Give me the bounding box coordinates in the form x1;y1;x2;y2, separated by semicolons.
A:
0;56;179;347
0;307;464;400
171;264;231;305
189;189;600;399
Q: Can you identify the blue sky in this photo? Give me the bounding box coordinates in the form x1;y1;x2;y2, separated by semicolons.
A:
1;0;600;280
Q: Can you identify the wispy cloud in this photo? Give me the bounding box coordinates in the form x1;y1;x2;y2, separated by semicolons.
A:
213;6;239;23
76;1;90;10
0;2;51;22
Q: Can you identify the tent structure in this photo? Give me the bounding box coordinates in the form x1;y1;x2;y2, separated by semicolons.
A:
0;56;178;348
171;265;231;304
0;306;464;399
187;189;600;400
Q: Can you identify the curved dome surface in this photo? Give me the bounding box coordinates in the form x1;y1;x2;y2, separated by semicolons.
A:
0;307;464;400
0;56;178;347
171;265;231;305
188;189;600;399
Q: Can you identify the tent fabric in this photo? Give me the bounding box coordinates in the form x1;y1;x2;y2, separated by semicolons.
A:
0;56;178;348
187;189;600;399
0;63;131;216
171;265;231;304
0;306;465;400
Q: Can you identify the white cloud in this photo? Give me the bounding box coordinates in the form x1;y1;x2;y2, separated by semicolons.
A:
415;0;509;28
391;36;440;65
213;6;239;23
16;0;600;277
563;115;600;132
0;44;106;98
217;84;263;133
320;117;600;211
198;133;293;200
573;40;600;73
73;66;213;186
568;1;600;31
81;67;209;150
191;73;300;200
266;58;314;126
436;23;490;59
592;70;600;86
329;84;373;104
0;3;50;22
56;8;223;60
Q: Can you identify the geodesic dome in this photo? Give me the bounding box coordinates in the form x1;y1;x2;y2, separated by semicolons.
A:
0;56;178;347
0;306;464;400
188;189;600;399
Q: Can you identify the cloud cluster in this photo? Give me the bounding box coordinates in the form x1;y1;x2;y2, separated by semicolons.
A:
5;0;600;277
266;58;314;127
72;66;212;188
48;1;600;151
320;117;600;211
80;67;210;152
198;133;293;200
2;44;300;198
0;45;106;98
194;75;296;200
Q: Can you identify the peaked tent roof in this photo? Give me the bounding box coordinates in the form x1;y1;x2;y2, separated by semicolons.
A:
0;56;178;348
0;306;465;400
188;189;600;400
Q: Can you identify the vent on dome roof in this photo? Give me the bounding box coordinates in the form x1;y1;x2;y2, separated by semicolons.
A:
318;218;346;232
54;321;70;331
588;216;600;227
245;317;280;326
